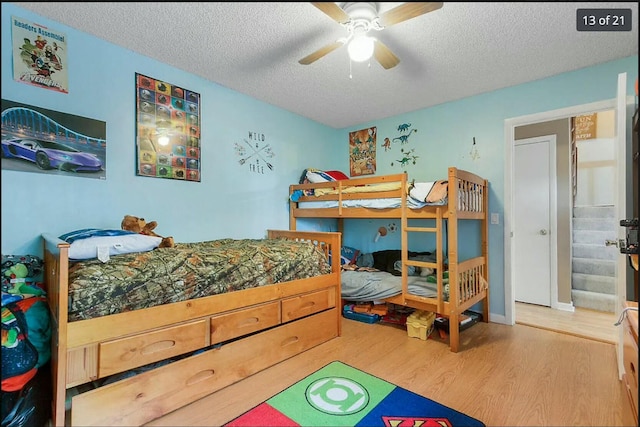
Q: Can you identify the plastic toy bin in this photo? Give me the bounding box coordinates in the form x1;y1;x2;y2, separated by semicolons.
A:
406;310;435;340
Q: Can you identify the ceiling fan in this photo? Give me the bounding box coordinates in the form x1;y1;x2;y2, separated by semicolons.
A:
299;2;443;70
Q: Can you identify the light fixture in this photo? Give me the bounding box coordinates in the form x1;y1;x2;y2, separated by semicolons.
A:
343;3;377;64
157;135;170;146
348;32;374;62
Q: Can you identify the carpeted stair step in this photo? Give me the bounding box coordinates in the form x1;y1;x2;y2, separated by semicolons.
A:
571;272;616;294
572;257;616;277
571;289;616;312
573;217;618;231
572;243;619;260
573;206;616;219
572;229;616;245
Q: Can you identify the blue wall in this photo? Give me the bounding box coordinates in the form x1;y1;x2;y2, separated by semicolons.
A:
2;3;637;320
1;4;339;255
339;57;638;319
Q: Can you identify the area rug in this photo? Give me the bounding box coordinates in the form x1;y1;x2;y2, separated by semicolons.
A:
225;361;485;427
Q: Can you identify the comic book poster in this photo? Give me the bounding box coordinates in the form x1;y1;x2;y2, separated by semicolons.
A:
1;99;106;180
135;73;201;181
11;16;68;94
349;126;376;176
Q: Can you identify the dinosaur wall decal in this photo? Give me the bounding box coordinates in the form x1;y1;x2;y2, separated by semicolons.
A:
392;128;417;144
397;123;412;133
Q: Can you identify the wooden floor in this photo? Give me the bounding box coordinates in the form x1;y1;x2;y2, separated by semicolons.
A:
515;301;619;344
147;316;635;427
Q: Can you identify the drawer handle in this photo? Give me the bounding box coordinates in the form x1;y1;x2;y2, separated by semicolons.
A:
186;369;215;386
239;317;260;327
281;336;300;347
141;340;176;355
301;301;316;309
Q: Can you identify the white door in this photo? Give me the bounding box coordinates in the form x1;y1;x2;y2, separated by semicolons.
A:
514;135;557;306
615;72;628;379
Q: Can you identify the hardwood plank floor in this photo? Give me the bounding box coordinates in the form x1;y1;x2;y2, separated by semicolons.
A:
146;317;635;427
515;301;619;344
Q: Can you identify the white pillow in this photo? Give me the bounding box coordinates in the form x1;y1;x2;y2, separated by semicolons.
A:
305;169;335;183
67;234;162;260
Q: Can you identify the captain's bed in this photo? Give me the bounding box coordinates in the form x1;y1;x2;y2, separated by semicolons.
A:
289;166;490;353
42;230;341;426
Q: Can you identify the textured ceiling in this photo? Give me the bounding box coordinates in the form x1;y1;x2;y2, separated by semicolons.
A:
11;2;639;129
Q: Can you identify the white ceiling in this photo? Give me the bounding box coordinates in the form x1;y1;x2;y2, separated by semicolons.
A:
11;2;639;129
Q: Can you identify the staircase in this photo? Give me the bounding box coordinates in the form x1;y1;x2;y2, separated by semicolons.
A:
571;206;618;312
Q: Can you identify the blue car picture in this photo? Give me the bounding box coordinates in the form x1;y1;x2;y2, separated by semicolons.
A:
1;137;103;172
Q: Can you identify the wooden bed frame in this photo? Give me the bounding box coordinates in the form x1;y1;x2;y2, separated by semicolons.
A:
42;230;341;426
289;166;489;353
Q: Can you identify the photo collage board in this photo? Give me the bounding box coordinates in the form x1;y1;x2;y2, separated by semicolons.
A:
135;73;201;181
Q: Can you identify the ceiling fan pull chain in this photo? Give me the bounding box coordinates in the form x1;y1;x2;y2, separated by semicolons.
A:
349;59;353;79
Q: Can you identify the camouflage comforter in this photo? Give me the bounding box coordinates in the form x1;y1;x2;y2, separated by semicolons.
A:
67;238;331;321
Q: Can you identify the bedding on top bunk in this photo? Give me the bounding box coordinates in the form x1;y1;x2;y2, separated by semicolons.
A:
296;181;448;209
293;169;450;208
66;238;331;322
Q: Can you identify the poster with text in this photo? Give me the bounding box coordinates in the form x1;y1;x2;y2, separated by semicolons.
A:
1;99;106;179
349;126;377;176
12;16;68;93
136;73;201;181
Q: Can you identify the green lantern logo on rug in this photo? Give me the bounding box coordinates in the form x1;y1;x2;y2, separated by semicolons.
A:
306;377;369;415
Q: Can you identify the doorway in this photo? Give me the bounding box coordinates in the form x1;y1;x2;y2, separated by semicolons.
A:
506;74;632;378
504;97;630;327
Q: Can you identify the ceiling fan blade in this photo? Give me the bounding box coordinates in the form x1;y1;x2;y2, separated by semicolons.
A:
378;2;443;27
374;40;400;70
311;2;351;24
299;40;345;65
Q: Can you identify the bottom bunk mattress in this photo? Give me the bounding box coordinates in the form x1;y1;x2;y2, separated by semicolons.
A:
341;270;449;302
67;238;331;321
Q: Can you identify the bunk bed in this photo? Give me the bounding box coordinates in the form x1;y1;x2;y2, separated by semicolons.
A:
42;230;341;426
289;167;489;353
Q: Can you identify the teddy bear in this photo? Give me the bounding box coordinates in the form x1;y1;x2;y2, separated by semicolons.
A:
121;215;175;248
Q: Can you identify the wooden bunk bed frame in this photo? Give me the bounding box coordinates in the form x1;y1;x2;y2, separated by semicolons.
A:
42;230;341;427
289;167;489;353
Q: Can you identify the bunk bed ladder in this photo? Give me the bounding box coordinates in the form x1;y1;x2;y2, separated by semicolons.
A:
402;208;446;314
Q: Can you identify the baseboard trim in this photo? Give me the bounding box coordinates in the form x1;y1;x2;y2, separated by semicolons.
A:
552;301;575;312
488;312;506;325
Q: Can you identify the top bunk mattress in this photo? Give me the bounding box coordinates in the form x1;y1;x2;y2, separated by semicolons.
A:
67;238;331;322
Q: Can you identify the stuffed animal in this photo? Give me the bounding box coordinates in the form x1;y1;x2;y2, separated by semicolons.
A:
121;215;175;248
3;263;44;297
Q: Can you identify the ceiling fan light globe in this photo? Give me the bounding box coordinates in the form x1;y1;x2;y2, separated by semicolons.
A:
347;35;374;62
158;135;170;146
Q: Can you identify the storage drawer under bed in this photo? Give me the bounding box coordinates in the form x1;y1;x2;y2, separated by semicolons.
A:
66;319;211;387
210;301;280;344
69;308;339;426
281;287;336;322
98;319;209;378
